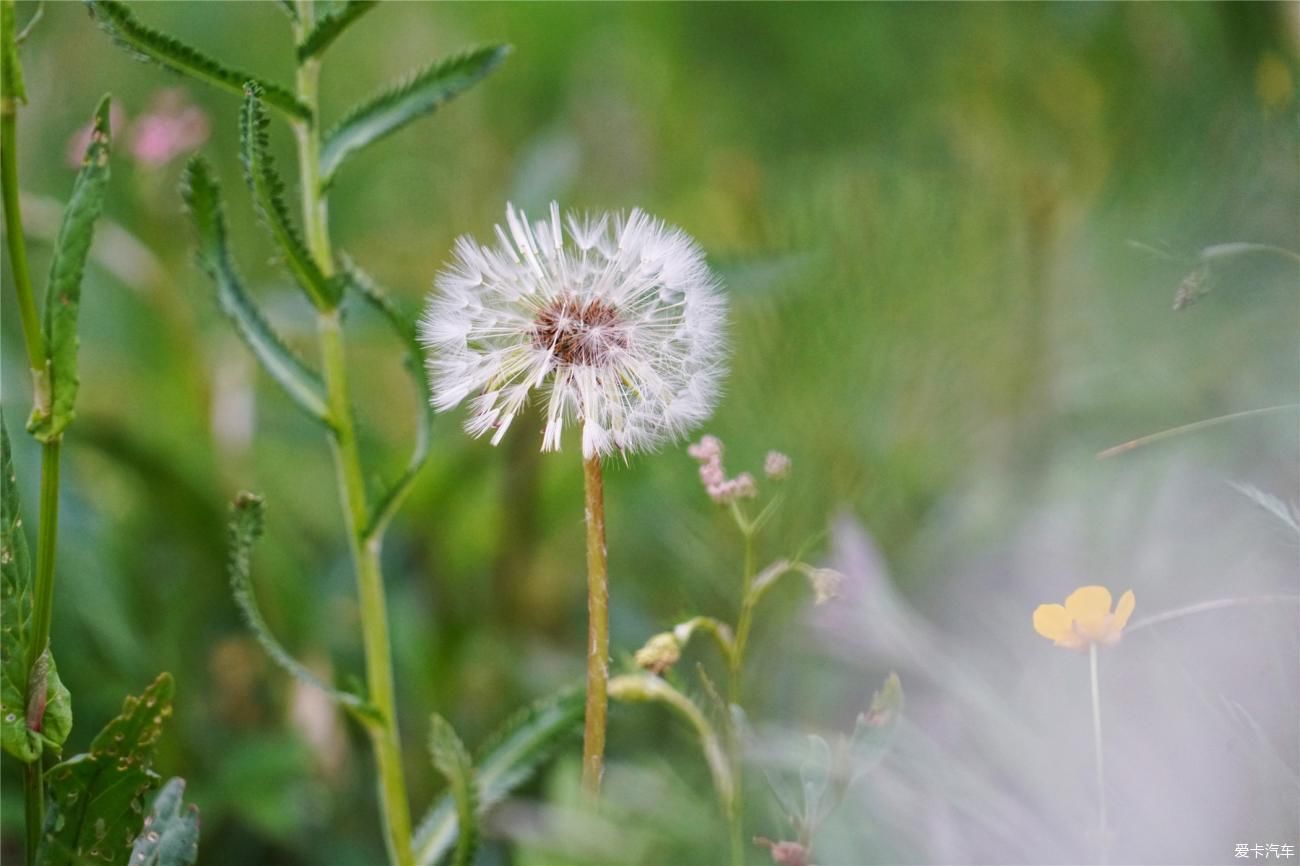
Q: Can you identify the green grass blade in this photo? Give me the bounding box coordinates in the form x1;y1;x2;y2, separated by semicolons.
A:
296;0;377;61
39;673;175;866
412;687;582;866
340;258;432;541
226;492;380;725
0;418;70;763
26;95;111;443
320;44;510;184
240;83;340;310
86;0;310;121
128;778;200;866
181;157;331;426
428;715;479;866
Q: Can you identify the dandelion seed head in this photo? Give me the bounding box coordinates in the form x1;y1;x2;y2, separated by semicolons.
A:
421;202;727;458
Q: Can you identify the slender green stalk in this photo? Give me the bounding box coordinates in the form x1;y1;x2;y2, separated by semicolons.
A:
292;4;413;862
1088;643;1108;866
726;527;756;866
26;441;60;673
23;762;41;865
581;452;609;797
2;101;43;379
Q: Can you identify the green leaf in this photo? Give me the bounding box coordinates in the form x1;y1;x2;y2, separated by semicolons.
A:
39;673;175;866
27;95;112;443
86;0;310;121
1;418;71;763
1;0;27;103
296;0;377;61
412;687;582;866
240;83;340;310
227;492;380;724
340;258;432;540
181;157;331;426
428;715;479;866
320;44;510;184
128;778;200;866
273;0;297;22
847;671;903;785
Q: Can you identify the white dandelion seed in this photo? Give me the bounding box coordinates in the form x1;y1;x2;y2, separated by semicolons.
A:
420;201;728;458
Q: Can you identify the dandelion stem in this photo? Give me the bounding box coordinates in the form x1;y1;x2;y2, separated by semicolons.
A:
1089;643;1108;866
581;452;610;797
293;4;413;862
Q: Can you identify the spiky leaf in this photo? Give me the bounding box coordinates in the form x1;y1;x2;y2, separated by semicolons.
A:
341;258;432;540
227;492;379;724
240;83;339;309
428;715;478;866
1;0;26;103
1;418;72;763
412;687;582;866
86;0;309;120
181;157;331;426
128;778;200;866
320;45;510;184
296;0;377;61
39;673;174;866
27;96;111;442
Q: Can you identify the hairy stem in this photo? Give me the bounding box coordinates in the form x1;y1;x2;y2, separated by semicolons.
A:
581;452;609;797
293;5;413;862
1089;643;1108;866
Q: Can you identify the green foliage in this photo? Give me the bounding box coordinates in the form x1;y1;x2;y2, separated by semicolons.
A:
319;44;510;184
128;778;200;866
427;714;479;866
1;0;26;102
181;156;332;426
413;687;583;866
86;0;310;120
296;0;377;62
239;83;340;310
26;95;112;443
846;671;902;785
0;417;71;763
39;673;175;866
340;259;432;540
226;491;379;723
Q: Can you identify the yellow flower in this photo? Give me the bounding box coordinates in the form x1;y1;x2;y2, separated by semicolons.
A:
1033;586;1135;650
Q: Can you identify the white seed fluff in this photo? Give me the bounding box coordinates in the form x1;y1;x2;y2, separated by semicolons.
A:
420;202;727;458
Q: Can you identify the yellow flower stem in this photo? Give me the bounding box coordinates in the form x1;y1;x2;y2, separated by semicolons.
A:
1089;643;1108;866
581;451;610;798
292;3;413;863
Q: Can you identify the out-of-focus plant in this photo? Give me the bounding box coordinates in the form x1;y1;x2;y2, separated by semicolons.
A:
418;202;728;798
86;2;581;863
627;437;904;865
3;4;196;864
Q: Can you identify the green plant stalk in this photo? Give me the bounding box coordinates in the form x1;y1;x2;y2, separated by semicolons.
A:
292;6;413;862
4;57;65;866
726;527;756;866
581;452;609;797
1089;643;1108;866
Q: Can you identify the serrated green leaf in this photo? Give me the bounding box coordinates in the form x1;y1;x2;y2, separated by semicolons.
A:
240;83;340;310
428;715;478;866
296;0;377;61
181;157;332;426
227;492;380;725
320;44;510;184
412;687;582;866
128;778;200;866
39;673;174;866
1;0;27;103
86;0;309;121
26;95;111;443
1;418;71;763
340;258;432;541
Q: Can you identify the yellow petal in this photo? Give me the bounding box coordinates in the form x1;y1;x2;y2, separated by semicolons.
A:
1065;585;1112;639
1112;590;1136;632
1033;604;1072;643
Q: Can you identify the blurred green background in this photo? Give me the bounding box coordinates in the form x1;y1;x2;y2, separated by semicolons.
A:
2;2;1296;864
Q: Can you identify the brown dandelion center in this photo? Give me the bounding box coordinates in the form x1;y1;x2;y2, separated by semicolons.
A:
533;297;627;365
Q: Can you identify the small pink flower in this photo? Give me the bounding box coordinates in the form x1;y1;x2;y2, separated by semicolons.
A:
688;435;758;505
764;450;791;480
65;101;127;168
129;89;210;167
